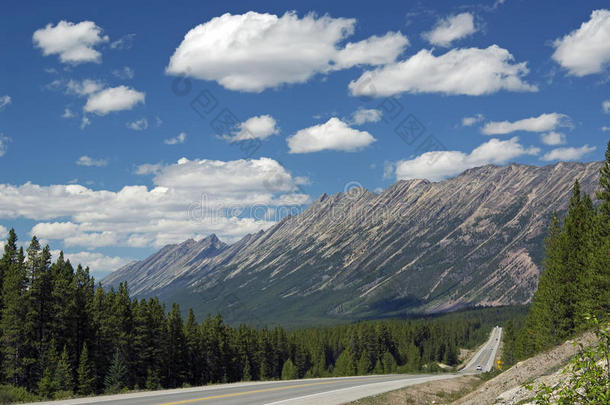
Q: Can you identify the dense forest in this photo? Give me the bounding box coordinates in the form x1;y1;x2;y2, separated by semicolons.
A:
502;141;610;367
0;230;510;401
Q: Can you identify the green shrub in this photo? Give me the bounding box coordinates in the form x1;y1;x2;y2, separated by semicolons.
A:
0;385;39;404
529;316;610;404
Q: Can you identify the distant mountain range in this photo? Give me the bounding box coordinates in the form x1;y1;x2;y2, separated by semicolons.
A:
103;161;602;326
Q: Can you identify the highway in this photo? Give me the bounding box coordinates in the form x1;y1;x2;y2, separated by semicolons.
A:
460;326;502;373
27;327;502;405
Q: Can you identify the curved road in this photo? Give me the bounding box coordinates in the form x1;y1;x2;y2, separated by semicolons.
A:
27;327;501;405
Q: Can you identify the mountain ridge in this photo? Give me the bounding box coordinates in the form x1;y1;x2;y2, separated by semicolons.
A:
103;161;602;325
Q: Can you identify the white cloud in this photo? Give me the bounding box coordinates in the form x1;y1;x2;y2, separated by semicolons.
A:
51;250;132;274
76;155;108;167
223;115;279;142
0;95;11;110
349;45;536;97
422;12;477;47
33;20;109;64
540;132;567;146
481;113;569;135
80;117;91;129
287;118;376;153
461;114;484;126
84;86;145;115
0;134;11;157
351;108;382;125
541;145;596;162
110;33;135;50
62;108;75;118
332;32;409;69
126;118;148;131
112;66;134;80
166;11;408;92
164;132;187;145
603;126;610;132
1;158;309;250
603;100;610;114
134;163;162;175
67;79;104;96
394;137;540;181
552;9;610;76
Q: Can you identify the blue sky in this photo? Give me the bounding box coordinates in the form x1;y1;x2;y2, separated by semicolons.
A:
0;0;609;279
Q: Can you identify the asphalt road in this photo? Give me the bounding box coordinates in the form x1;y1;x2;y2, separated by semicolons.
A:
28;327;502;405
460;326;503;373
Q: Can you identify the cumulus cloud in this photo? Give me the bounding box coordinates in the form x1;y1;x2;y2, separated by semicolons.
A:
126;118;148;131
540;132;567;146
50;250;132;274
223;115;279;142
164;132;187;145
349;45;536;97
66;79;103;96
0;134;11;157
552;9;610;76
84;86;145;115
461;114;484;127
422;12;477;47
541;145;596;161
481;113;569;135
0;158;309;251
166;11;408;92
603;100;610;114
33;20;109;64
76;155;108;167
0;95;11;110
351;108;382;125
393;137;540;181
287;118;376;153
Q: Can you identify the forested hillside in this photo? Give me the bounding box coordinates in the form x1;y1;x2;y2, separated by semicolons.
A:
502;141;610;367
0;230;512;401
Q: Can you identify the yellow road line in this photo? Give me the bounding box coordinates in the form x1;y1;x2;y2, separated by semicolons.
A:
158;378;380;404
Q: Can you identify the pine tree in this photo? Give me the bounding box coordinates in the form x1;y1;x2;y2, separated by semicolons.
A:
357;352;372;375
597;140;610;220
334;349;355;376
280;359;298;380
104;350;127;394
382;351;397;373
77;344;96;396
164;303;186;388
54;346;74;393
184;308;201;385
1;245;27;386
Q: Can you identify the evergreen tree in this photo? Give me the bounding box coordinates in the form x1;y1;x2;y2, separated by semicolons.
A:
334;349;355;376
54;346;74;393
382;351;397;373
77;344;95;396
104;350;127;394
357;352;372;375
0;245;27;386
280;359;298;380
164;303;186;388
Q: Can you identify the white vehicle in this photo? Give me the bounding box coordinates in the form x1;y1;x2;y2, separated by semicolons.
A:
476;365;483;371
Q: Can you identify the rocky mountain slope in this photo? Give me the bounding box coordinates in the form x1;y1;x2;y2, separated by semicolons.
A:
103;162;602;325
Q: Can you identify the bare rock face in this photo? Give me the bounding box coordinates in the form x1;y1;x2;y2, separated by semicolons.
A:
103;161;602;325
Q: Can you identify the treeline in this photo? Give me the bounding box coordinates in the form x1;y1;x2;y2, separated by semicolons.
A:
502;141;610;366
0;231;499;400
